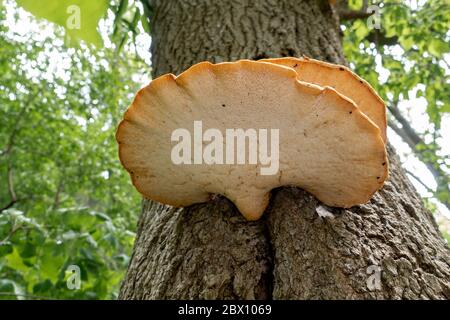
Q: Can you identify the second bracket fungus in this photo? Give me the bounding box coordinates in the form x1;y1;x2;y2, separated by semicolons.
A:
262;57;387;142
116;59;388;221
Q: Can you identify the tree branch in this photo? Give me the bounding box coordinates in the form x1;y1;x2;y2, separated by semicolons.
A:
388;119;419;153
387;103;450;210
0;164;18;213
337;0;373;21
0;100;32;212
388;105;437;176
51;179;64;211
366;29;399;46
339;9;373;20
0;104;28;157
405;169;434;194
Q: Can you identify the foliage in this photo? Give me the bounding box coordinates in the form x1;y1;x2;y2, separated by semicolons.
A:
16;0;109;46
343;0;450;209
1;0;449;300
13;0;147;50
0;4;147;299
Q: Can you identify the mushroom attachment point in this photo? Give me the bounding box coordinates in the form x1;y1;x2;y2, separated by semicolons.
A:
116;59;388;221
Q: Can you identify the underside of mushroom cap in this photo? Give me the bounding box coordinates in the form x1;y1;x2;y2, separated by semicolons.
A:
116;59;388;221
261;57;387;142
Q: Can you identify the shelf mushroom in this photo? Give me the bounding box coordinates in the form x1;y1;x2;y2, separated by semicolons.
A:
261;57;387;142
116;59;388;221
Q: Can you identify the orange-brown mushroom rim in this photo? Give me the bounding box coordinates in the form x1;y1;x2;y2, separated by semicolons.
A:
116;59;389;221
261;56;388;142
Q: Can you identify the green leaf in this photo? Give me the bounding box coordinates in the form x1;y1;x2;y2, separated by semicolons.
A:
5;247;28;272
113;0;129;37
0;244;13;257
19;242;36;259
428;38;449;57
116;0;129;20
400;36;414;51
40;247;64;283
353;20;369;41
33;279;53;295
16;0;109;47
140;13;150;34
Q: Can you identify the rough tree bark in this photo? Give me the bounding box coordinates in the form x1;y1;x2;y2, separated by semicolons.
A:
119;0;450;299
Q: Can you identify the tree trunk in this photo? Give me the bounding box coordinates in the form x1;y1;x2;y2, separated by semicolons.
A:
119;0;450;299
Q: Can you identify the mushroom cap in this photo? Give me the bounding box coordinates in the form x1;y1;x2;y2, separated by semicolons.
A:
261;57;387;142
116;60;388;221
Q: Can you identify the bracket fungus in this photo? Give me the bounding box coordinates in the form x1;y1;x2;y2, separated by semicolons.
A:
116;59;388;221
261;57;387;142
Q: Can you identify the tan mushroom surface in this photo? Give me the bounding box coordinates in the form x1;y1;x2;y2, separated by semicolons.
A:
116;60;388;221
261;57;387;142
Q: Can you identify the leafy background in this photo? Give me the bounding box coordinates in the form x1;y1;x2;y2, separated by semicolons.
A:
0;0;148;299
0;0;449;299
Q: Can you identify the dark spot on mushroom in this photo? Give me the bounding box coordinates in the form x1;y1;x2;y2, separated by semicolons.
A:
293;63;298;68
339;67;344;71
382;162;386;166
221;104;226;107
376;176;380;179
349;111;352;114
359;80;363;83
